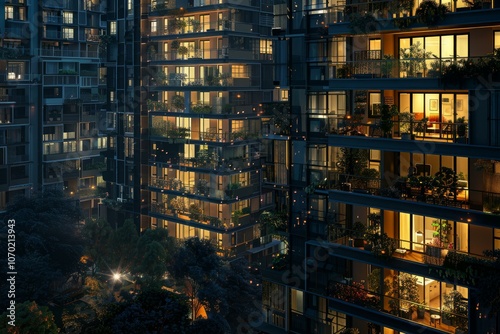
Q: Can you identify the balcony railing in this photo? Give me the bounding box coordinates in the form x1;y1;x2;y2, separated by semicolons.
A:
149;47;261;62
317;115;468;143
313;0;499;27
311;171;500;214
36;48;100;58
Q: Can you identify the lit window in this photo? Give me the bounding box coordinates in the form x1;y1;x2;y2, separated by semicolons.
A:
260;39;272;54
231;65;248;78
110;21;117;35
495;31;500;50
128;0;133;10
110;91;115;102
62;28;74;39
151;20;157;33
5;6;13;20
63;12;73;24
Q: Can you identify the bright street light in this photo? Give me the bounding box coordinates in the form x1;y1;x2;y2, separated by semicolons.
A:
112;272;121;281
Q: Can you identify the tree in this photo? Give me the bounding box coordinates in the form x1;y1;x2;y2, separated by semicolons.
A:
0;191;84;307
0;301;59;334
109;219;139;272
82;287;190;334
170;238;259;332
82;218;114;275
132;228;176;286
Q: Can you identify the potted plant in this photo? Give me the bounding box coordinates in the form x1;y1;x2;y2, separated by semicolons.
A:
417;303;426;319
189;203;202;221
398;112;415;139
431;219;452;244
177;45;189;59
377;104;399;137
171;95;185;110
415;0;448;26
189;19;201;32
380;55;395;77
169;197;185;214
442;290;467;328
456;116;467;141
351;221;367;247
386;273;420;318
400;42;433;77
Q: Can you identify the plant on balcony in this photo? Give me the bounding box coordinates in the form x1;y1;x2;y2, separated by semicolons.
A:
456;117;467;138
208;216;222;228
147;45;157;59
351;221;366;247
191;103;212;113
260;210;287;235
367;268;381;294
232;209;242;226
431;219;452;244
400;42;433;77
431;166;458;200
369;232;396;258
170;40;180;50
190;19;201;32
154;70;168;85
415;0;448;26
390;0;415;15
263;102;291;135
168;19;187;34
348;13;378;35
169;197;185;213
336;147;369;185
196;179;209;195
398;112;414;137
177;45;189;59
380;55;395;77
220;72;231;86
171;95;185;110
377;104;398;137
337;64;353;78
386;273;420;317
188;203;202;221
442;290;468;329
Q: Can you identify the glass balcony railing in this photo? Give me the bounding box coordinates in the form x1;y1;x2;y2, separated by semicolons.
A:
150;177;259;200
148;47;263;62
318;115;468;143
310;0;499;27
149;129;260;143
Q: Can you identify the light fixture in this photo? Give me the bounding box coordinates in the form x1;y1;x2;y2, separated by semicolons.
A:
416;230;423;235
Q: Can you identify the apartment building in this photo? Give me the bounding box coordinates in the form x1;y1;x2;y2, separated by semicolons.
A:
261;0;500;333
1;0;111;216
140;0;276;256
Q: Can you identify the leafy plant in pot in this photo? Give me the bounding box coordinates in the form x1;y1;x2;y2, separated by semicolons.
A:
351;221;367;247
400;42;433;77
376;104;399;138
456;116;467;139
398;112;415;139
442;290;468;330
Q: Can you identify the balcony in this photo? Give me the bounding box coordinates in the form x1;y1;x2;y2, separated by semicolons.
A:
320;115;469;144
149;47;260;62
149;177;259;201
0;46;29;59
37;48;100;58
